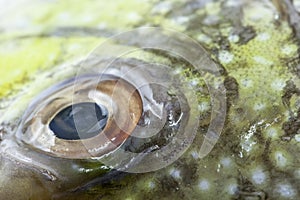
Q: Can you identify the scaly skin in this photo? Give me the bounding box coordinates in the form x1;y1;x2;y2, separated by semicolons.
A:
0;0;299;199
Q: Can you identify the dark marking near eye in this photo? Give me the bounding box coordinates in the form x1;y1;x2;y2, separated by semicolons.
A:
281;80;300;107
233;26;257;45
49;102;108;140
224;76;239;111
272;0;300;39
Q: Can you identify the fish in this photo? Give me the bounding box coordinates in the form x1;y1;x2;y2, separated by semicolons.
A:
0;0;299;199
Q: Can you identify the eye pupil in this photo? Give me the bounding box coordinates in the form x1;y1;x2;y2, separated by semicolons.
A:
49;102;108;140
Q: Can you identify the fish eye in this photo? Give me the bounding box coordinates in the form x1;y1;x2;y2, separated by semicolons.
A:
16;57;206;174
15;28;222;175
18;74;143;159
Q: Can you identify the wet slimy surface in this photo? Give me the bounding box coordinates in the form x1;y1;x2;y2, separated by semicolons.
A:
0;0;300;199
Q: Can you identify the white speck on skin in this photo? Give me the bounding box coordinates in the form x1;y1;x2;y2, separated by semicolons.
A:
100;165;110;170
191;150;199;159
281;44;297;55
169;168;181;179
228;34;239;43
256;32;270;41
227;183;238;195
241;139;256;153
253;102;265;111
197;34;212;44
274;151;287;168
239;151;244;158
265;127;278;139
253;56;273;65
271;79;286;91
276;183;296;197
218;51;234;64
241;122;263;153
174;68;183;74
220;157;231;168
294;134;300;142
189;78;199;86
198;102;210;112
198;179;210;191
241;78;253;87
216;164;221;172
251;168;266;184
148;181;155;189
78;168;93;173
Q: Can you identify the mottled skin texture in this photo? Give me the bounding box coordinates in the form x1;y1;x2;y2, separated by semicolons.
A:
0;0;300;200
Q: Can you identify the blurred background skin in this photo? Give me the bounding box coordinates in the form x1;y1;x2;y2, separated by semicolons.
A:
0;0;300;200
0;0;146;98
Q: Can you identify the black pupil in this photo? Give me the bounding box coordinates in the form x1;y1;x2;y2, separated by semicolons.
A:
49;102;108;140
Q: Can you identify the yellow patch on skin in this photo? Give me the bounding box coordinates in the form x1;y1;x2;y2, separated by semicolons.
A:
222;21;295;122
0;0;187;101
0;38;61;98
204;2;221;15
0;37;104;98
0;1;187;101
1;0;152;31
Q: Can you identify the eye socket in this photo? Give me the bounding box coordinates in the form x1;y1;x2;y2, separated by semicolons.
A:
49;102;108;140
18;75;143;159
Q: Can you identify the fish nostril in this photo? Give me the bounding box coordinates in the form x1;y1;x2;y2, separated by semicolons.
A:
49;102;108;140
